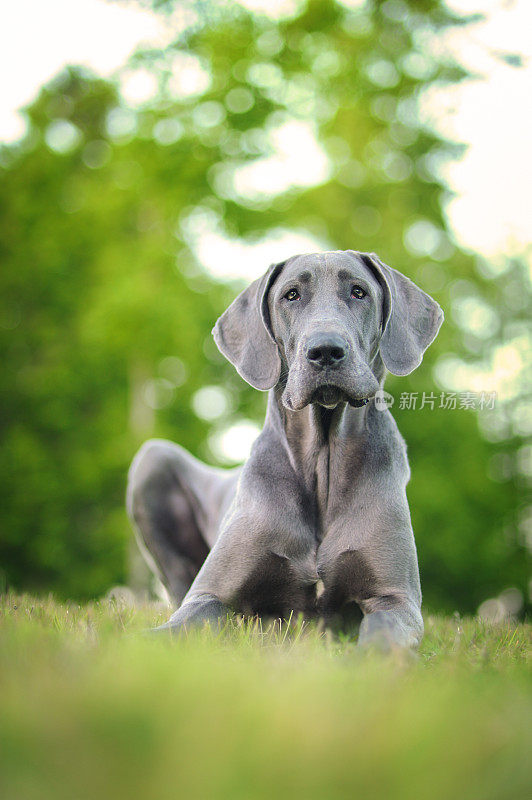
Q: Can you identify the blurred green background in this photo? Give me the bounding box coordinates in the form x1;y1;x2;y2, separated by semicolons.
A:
0;0;529;614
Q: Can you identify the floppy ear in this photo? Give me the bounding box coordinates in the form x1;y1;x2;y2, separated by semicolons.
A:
360;252;444;376
212;262;285;390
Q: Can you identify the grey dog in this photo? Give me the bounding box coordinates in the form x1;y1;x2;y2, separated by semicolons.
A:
127;250;443;647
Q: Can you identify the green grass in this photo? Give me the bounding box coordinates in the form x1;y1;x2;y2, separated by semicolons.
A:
0;594;530;800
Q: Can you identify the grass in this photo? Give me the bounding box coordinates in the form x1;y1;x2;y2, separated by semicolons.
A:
0;594;530;800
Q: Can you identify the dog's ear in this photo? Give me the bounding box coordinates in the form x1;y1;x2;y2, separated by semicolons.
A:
212;262;285;390
360;252;444;376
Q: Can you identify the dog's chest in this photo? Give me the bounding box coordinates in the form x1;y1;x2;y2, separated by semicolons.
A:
310;439;359;539
314;444;330;540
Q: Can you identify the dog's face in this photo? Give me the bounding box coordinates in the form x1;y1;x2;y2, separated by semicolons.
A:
267;252;382;410
213;250;443;409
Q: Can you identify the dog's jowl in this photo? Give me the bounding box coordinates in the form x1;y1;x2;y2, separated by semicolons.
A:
127;250;443;647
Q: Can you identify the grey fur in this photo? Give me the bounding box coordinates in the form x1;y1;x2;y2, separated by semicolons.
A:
127;250;443;648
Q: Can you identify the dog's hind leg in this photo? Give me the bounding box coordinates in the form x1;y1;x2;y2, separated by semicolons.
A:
126;439;238;605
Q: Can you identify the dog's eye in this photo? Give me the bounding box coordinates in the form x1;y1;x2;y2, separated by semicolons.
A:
284;289;300;302
351;285;367;299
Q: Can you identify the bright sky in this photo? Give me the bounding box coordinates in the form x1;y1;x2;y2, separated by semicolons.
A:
424;0;532;262
1;0;529;459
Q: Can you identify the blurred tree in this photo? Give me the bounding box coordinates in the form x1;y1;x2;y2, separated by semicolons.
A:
0;0;528;611
0;69;241;599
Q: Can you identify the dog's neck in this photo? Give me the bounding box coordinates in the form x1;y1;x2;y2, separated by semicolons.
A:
265;386;370;507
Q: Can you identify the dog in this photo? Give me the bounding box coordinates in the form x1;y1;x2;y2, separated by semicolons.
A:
127;250;443;647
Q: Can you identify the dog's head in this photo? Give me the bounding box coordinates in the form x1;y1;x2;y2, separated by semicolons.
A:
213;250;443;411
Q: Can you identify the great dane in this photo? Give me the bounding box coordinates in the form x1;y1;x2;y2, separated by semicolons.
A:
127;250;443;647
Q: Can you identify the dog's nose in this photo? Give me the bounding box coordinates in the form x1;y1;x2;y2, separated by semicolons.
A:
306;335;347;368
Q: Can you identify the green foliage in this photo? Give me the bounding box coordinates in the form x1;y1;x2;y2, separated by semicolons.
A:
0;70;243;599
0;595;531;800
0;0;529;610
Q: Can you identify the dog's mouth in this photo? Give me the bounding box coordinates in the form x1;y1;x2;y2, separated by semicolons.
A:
282;361;380;412
312;386;369;409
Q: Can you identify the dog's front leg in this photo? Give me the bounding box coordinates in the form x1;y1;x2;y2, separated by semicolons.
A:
154;503;314;633
153;592;230;633
151;526;243;633
317;488;424;649
358;601;423;650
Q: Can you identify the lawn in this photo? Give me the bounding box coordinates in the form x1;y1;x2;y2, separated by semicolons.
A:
0;593;530;800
